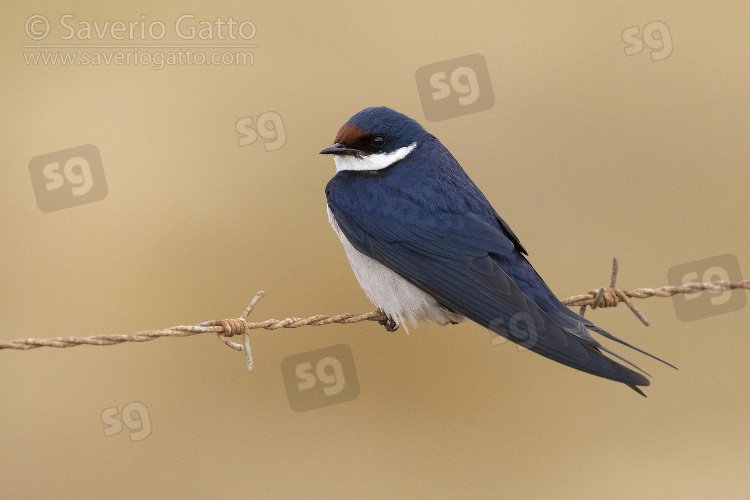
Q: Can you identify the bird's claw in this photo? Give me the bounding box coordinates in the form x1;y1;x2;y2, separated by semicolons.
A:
377;313;399;332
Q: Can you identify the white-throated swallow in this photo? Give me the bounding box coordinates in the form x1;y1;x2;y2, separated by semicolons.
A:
321;107;674;395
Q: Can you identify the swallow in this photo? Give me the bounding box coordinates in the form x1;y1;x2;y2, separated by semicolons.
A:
321;106;674;395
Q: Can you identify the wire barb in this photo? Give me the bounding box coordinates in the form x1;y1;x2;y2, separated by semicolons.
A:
2;259;749;370
578;258;651;325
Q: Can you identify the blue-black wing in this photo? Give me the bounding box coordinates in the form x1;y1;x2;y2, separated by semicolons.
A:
327;176;654;389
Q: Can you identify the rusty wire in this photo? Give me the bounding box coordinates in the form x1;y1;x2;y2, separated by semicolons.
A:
1;258;748;370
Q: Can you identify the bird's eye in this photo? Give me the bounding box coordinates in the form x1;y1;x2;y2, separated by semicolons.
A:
370;135;386;149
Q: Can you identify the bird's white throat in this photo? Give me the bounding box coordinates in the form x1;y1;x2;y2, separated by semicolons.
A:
333;142;417;172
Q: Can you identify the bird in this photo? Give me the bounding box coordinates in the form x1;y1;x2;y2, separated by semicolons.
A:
320;106;674;395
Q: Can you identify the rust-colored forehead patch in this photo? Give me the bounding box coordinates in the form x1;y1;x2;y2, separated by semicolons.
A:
335;123;370;145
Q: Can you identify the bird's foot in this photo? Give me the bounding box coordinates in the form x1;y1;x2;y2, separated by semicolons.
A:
377;311;399;332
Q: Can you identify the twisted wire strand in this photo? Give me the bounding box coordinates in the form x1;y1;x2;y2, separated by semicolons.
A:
2;260;748;358
0;306;385;350
562;280;749;307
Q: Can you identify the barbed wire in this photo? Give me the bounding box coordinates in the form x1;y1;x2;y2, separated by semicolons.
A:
1;258;747;370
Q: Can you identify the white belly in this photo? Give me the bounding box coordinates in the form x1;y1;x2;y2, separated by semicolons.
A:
328;205;464;329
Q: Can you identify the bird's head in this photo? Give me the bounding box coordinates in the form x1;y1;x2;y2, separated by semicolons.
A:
320;107;428;172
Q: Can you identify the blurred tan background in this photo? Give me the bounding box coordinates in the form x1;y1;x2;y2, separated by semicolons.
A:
2;1;749;498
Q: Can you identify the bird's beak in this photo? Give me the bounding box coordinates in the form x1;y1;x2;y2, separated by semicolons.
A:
319;143;361;156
